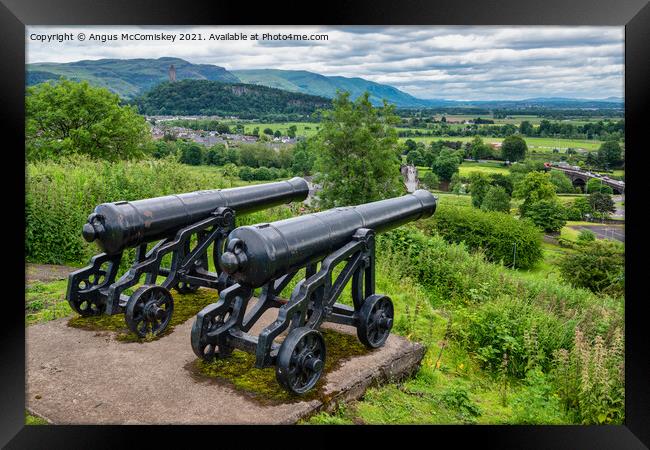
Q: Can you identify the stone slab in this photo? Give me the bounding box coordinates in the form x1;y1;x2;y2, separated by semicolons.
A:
26;300;425;424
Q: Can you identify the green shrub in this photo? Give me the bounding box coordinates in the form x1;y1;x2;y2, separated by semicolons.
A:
558;240;624;296
523;199;567;233
511;368;566;424
453;295;575;377
577;229;596;243
481;186;511;213
421;204;542;269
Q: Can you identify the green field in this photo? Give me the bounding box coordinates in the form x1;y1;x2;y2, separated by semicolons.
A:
398;136;604;151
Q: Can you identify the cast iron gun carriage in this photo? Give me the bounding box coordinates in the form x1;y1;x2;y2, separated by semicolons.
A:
66;178;309;337
191;190;437;394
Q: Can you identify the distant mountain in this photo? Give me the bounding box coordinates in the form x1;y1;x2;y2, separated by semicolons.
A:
26;57;239;99
133;79;330;118
232;69;431;107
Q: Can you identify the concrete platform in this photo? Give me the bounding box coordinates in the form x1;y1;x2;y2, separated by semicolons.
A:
26;301;425;424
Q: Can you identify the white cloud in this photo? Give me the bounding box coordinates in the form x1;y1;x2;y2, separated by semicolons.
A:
26;25;624;101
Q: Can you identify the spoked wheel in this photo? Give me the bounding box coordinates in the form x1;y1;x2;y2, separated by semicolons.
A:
276;327;326;395
125;285;174;338
174;281;200;294
190;306;234;360
357;294;394;348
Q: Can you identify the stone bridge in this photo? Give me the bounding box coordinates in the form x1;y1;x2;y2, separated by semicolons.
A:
549;165;624;194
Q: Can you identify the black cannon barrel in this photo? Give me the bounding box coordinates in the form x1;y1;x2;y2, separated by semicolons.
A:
220;190;437;287
82;177;309;255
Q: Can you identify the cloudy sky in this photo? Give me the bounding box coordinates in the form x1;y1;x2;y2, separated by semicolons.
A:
26;26;624;101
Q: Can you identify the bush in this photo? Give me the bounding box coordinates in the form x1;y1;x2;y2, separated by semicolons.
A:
577;229;596;243
558;240;624;296
422;204;542;269
523;199;567;233
481;186;511;213
420;171;440;190
454;295;574;377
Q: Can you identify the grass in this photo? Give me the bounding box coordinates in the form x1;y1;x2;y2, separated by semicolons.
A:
25;280;73;325
399;136;604;151
458;161;510;177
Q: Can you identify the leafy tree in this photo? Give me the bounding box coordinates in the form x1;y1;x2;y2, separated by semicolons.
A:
205;144;228;166
586;178;613;194
215;123;231;134
524;199;567;233
469;172;492;208
501;135;528;162
263;128;274;136
432;148;462;182
26;79;151;161
597;141;622;168
420;171;440;190
588;192;616;219
403;139;417;154
179;143;204;166
513;171;557;216
490;173;514;196
287;125;298;138
565;197;593;221
407;149;426;166
152;140;177;159
549;170;575;193
519;120;534;136
559;240;624;295
469;136;493;160
274;130;282;138
313;91;403;207
481;186;511;213
291;140;316;176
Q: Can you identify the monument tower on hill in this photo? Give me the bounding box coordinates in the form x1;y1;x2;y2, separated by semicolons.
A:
168;64;176;82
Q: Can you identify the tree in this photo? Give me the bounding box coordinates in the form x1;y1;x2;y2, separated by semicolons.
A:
524;199;567;233
432;148;462;182
586;178;613;194
274;130;282;138
513;171;557;216
420;171;440;190
519;120;534;136
549;170;574;193
205;144;228;166
558;240;624;295
26;79;151;161
179;143;204;166
469;136;492;160
263;128;274;136
589;192;616;219
215;123;231;134
501;135;528;162
291;140;316;176
469;172;492;208
287;125;298;138
313;91;403;207
597;141;622;168
481;186;511;213
403;139;417;154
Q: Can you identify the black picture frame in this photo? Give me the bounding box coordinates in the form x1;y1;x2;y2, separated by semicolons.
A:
1;0;648;447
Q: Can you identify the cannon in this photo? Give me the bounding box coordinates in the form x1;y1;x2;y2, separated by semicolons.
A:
66;178;309;338
191;190;437;394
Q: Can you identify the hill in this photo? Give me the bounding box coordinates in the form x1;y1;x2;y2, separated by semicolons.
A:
232;69;430;107
132;79;331;118
27;57;239;99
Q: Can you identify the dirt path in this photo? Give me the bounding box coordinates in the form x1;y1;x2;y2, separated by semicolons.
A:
26;301;425;424
26;263;77;286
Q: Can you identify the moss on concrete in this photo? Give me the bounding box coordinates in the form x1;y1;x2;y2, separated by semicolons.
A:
67;288;218;343
25;410;49;425
194;328;370;404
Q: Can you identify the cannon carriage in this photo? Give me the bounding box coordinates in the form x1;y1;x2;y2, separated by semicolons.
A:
191;190;437;394
66;178;309;338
